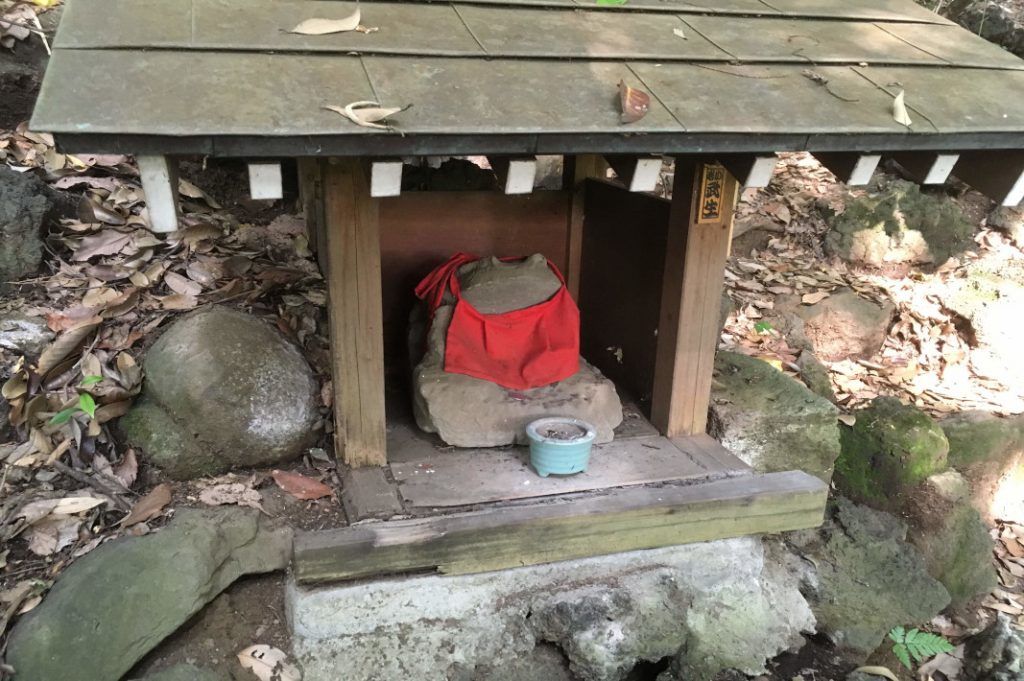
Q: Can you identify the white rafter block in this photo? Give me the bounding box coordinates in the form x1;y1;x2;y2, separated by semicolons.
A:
744;156;778;188
371;160;404;198
503;158;537;194
847;154;882;185
248;162;283;200
628;157;663;192
137;155;180;233
921;154;959;184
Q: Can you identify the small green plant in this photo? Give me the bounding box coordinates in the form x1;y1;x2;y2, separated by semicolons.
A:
888;626;955;670
49;376;102;425
754;320;774;335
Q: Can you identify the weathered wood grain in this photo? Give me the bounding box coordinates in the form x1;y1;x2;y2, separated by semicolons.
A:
651;159;738;436
293;470;828;583
323;159;387;467
681;17;941;64
390;434;739;508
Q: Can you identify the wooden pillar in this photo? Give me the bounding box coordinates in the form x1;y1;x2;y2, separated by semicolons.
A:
323;158;387;467
651;158;739;437
566;154;607;300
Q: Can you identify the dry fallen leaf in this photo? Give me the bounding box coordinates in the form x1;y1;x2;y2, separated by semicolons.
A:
199;483;263;511
289;8;360;35
324;101;411;130
272;470;334;501
112;448;138;488
164;270;203;297
120;483;172;528
27;515;82;556
854;666;899;681
672;27;686;39
893;89;913;127
238;644;302;681
618;80;650;124
18;495;107;524
917;646;963;681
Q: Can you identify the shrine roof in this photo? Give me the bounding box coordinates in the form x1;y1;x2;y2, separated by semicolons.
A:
30;0;1024;155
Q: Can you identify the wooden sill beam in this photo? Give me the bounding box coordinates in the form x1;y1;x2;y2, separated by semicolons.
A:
294;470;828;584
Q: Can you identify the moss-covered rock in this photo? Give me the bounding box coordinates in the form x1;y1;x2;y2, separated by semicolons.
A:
797;351;836;403
775;289;894;362
709;351;841;483
786;497;951;655
835;396;949;508
907;471;997;607
825;180;974;266
941;411;1024;525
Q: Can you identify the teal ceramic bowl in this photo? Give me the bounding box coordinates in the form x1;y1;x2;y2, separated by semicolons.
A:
526;417;597;477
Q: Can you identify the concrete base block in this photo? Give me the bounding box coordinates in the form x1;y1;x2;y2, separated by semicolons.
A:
287;538;814;681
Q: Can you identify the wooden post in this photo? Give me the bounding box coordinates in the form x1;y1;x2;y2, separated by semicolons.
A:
953;151;1024;206
565;154;607;300
297;158;325;266
323;158;387;467
651;158;739;437
889;152;959;185
137;155;180;233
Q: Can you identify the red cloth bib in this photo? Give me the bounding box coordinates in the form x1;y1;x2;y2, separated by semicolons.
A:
415;253;580;390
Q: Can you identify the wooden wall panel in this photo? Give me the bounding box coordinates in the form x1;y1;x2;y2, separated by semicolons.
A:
578;180;671;410
379;190;570;361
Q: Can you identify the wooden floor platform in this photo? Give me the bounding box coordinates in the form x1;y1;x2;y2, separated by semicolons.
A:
293;407;829;585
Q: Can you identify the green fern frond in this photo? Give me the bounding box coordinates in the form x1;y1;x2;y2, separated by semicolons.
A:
904;629;955;662
892;643;913;670
888;626;906;644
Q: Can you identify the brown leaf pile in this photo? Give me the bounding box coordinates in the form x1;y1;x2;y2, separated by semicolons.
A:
721;153;1024;417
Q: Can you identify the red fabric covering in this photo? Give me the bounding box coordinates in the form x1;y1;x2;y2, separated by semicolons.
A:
415;253;580;390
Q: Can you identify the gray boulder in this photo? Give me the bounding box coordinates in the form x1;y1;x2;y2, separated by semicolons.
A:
964;614;1024;681
412;255;623;447
709;351;841;483
0;312;53;357
0;167;55;288
941;411;1024;524
6;508;292;681
775;289;893;362
785;497;951;655
947;0;1024;59
988;206;1024;248
825;180;973;267
120;306;319;479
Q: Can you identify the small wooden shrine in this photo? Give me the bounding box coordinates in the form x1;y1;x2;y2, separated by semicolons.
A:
31;0;1024;583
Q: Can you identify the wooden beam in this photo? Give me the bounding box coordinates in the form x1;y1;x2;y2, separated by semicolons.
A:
651;159;738;437
137;155;180;233
603;155;664;193
489;156;537;194
323;158;387;467
717;154;778;188
953;151;1024;206
889;152;959;185
293;470;828;584
565;154;607;300
248;162;283;200
812;152;881;185
370;159;404;198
